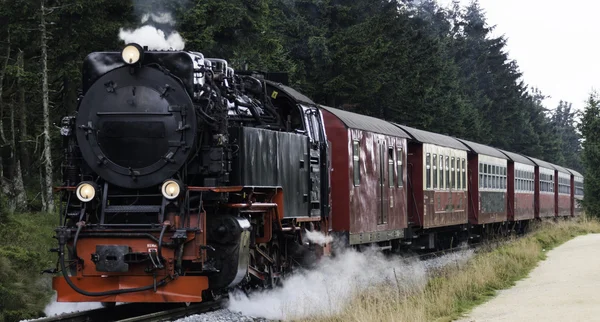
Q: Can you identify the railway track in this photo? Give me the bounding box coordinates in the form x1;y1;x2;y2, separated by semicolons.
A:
32;299;224;322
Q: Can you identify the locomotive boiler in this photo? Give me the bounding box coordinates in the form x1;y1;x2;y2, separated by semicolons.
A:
51;43;331;304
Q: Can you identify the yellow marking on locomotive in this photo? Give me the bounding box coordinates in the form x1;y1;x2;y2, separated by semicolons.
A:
271;91;278;99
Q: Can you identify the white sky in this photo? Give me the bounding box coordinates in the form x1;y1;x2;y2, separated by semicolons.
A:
437;0;600;112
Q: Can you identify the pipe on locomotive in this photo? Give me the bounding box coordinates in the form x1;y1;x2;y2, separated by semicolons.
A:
57;228;173;297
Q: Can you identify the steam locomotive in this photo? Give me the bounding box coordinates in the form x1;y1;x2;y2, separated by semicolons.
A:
52;43;331;303
50;43;584;305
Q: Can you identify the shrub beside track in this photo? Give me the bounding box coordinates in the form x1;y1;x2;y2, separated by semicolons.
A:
303;217;600;322
0;212;56;322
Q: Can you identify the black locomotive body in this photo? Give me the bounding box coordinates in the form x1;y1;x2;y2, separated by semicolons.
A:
53;44;330;303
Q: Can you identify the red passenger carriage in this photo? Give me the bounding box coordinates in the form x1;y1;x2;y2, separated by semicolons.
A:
321;106;408;246
568;168;584;216
526;157;556;219
498;149;535;222
553;164;572;217
456;139;508;227
393;124;469;249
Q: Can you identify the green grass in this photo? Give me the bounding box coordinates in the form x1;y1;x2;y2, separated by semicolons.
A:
0;212;58;322
303;217;600;322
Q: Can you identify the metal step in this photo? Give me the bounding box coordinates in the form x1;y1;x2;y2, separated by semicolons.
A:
104;205;161;213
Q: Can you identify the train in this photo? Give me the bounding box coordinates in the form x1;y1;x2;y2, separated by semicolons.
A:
48;43;585;305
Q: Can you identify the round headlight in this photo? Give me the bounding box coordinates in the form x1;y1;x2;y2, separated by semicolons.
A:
121;43;143;64
76;183;97;202
161;180;181;200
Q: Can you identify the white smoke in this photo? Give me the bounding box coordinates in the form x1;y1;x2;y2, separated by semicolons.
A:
141;12;176;25
119;9;185;51
227;244;474;320
42;292;102;317
303;229;333;246
119;25;185;51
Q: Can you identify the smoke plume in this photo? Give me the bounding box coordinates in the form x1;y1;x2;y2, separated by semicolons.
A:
119;24;185;51
119;2;187;50
303;230;334;246
42;292;102;317
227;241;473;320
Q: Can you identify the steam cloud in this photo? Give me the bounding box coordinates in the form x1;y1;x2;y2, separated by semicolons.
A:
119;24;185;51
119;8;185;50
42;292;102;317
227;239;473;320
303;229;334;246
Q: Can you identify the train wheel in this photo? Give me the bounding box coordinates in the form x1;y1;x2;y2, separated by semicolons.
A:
269;236;282;287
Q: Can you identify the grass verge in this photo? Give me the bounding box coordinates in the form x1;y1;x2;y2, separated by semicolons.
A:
303;217;600;322
0;212;58;322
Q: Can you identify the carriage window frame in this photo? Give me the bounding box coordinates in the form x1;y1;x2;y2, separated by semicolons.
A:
451;157;456;189
426;153;431;189
352;140;360;186
397;147;403;187
456;157;461;190
462;159;466;190
440;156;445;189
445;156;450;190
479;162;483;188
388;147;395;188
433;154;438;189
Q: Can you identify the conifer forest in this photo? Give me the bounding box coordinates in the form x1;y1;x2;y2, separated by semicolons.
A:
0;0;589;215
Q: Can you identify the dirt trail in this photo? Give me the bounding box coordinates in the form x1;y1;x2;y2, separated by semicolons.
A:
456;233;600;322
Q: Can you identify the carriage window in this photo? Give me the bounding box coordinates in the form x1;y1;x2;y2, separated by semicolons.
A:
462;159;466;190
388;148;394;187
445;156;450;190
397;147;403;187
479;162;483;188
433;154;438;189
353;140;360;186
456;158;462;189
451;157;456;189
440;157;445;189
426;153;431;189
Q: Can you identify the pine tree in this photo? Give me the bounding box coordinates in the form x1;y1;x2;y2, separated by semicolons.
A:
579;92;600;217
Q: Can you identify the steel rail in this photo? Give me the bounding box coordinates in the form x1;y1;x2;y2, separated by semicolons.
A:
29;299;224;322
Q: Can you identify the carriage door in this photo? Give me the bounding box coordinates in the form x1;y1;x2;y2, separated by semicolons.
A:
378;141;389;225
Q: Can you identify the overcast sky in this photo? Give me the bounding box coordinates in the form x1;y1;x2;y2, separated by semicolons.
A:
437;0;599;112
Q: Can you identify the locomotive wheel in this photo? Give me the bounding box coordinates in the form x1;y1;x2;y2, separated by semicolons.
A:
202;289;222;301
269;236;283;287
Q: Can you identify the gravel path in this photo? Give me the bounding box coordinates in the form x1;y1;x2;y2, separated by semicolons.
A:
456;233;600;322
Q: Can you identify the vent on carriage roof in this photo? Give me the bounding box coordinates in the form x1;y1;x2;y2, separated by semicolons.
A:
497;149;535;165
455;138;507;159
319;106;410;138
392;123;468;150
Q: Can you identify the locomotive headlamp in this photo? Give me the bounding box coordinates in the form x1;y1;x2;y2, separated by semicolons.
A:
75;182;98;202
121;43;143;65
161;180;182;200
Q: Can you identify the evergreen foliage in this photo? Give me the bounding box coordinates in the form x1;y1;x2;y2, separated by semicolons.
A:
579;92;600;217
0;0;586;211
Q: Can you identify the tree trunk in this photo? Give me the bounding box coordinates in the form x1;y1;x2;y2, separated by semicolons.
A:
41;0;54;213
12;49;27;210
19;52;29;175
0;30;11;209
